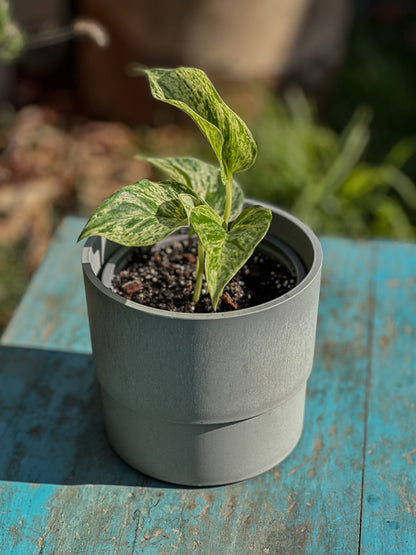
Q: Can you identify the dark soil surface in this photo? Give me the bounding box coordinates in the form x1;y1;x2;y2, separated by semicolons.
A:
112;236;297;313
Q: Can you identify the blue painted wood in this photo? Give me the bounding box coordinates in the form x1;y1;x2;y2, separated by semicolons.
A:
0;217;415;553
360;242;416;554
1;218;91;354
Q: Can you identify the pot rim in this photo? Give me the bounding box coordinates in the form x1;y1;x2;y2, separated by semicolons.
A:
81;200;323;320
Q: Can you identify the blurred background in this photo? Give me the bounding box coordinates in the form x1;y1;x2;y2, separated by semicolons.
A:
0;0;415;332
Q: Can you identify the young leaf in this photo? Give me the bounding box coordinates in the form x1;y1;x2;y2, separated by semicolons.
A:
143;67;257;183
144;156;244;220
191;204;272;309
78;179;200;246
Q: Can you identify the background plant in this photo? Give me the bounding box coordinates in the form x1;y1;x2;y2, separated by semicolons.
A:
240;88;416;240
329;5;416;182
0;0;24;62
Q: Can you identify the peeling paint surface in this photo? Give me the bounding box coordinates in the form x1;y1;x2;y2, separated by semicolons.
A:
359;242;416;555
0;218;415;553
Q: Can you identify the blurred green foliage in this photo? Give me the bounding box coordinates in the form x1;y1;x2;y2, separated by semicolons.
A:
240;88;416;240
0;243;29;331
0;0;24;62
329;6;416;181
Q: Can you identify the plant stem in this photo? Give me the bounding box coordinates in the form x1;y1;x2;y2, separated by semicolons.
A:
192;239;205;304
223;174;233;226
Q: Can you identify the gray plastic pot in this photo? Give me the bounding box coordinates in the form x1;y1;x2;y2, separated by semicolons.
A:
81;201;322;486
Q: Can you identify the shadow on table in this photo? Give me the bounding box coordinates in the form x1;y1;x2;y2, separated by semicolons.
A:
0;345;177;489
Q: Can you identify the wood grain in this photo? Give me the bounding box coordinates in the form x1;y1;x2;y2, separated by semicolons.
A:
360;242;416;554
1;217;415;553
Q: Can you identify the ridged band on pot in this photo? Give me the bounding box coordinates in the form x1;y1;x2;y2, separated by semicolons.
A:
81;201;322;485
101;383;307;486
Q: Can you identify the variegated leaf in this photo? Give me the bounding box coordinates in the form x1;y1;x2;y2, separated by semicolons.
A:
144;156;244;220
78;179;199;246
143;67;257;183
191;204;272;309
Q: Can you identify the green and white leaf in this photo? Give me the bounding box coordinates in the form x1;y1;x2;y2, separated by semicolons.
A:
191;204;272;309
143;67;257;183
144;156;244;220
78;179;201;246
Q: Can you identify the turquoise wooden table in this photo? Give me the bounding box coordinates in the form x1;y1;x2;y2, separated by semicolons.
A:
1;217;415;554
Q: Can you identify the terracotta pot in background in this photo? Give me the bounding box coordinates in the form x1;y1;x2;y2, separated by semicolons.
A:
76;0;352;124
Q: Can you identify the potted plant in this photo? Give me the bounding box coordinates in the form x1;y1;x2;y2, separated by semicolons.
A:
79;67;322;486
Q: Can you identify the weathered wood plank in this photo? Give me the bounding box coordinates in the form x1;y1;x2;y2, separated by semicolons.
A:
1;217;91;354
0;227;376;553
360;242;416;554
282;238;374;553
